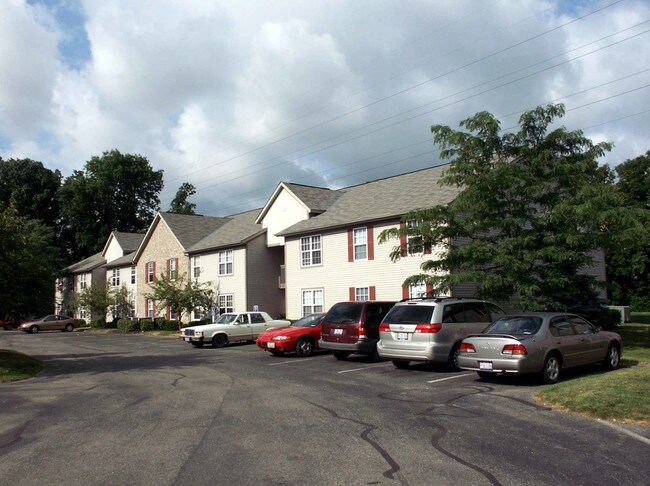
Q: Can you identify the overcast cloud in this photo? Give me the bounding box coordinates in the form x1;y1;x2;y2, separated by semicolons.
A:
1;0;648;215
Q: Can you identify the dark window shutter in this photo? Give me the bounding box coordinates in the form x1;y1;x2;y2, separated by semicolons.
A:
349;287;355;301
426;283;433;297
402;286;409;300
400;222;407;256
347;229;354;262
367;226;374;261
369;286;376;300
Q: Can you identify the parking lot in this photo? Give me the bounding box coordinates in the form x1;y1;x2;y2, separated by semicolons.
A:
1;330;648;485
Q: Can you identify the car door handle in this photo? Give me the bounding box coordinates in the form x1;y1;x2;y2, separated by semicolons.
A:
556;341;561;345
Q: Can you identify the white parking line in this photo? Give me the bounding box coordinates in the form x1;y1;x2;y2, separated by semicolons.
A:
427;373;472;383
338;363;394;374
268;355;330;366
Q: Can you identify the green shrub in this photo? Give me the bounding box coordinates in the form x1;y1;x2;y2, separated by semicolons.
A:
90;319;105;328
159;319;180;331
117;319;140;332
631;295;650;312
139;319;154;332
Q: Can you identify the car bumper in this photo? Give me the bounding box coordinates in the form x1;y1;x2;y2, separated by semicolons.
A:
318;339;376;355
257;339;295;352
457;355;537;374
182;335;204;343
376;341;449;363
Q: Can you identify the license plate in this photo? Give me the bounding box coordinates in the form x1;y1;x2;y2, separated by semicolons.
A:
184;337;191;342
267;342;275;348
479;361;493;371
334;328;343;335
396;332;408;340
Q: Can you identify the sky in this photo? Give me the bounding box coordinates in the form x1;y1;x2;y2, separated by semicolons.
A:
1;0;649;216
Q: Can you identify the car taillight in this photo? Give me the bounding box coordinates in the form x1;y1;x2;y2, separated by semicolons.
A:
379;323;390;332
502;344;527;355
414;323;442;333
460;343;476;353
359;325;366;338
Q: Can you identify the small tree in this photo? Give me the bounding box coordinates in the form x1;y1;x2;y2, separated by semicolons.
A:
72;281;112;325
111;285;134;320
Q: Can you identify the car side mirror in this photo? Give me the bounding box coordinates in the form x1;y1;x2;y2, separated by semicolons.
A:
594;326;602;333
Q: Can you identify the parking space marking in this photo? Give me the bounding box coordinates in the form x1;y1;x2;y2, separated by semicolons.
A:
427;373;472;383
267;355;331;366
337;363;394;374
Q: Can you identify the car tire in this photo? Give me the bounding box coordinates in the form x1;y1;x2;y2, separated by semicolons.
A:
64;324;74;332
477;371;497;381
29;325;39;334
446;343;461;371
212;334;227;348
333;351;350;361
392;360;410;369
603;343;620;371
295;337;314;357
270;350;284;357
541;353;561;384
191;342;204;348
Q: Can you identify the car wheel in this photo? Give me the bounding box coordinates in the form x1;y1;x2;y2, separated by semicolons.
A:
603;344;620;371
212;334;227;348
270;350;284;357
64;324;74;332
295;337;314;357
29;325;39;334
446;344;461;371
541;354;561;384
392;360;410;369
477;371;497;381
333;351;350;361
191;342;204;348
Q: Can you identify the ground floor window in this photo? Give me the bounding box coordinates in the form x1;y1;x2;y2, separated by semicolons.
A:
147;299;155;318
302;289;324;316
409;283;427;299
219;294;234;314
355;287;370;302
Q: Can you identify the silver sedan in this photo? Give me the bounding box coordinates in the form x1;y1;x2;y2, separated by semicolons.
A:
457;312;622;384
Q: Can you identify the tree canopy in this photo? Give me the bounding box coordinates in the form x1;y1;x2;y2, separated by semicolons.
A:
379;104;619;310
59;150;164;259
169;182;197;214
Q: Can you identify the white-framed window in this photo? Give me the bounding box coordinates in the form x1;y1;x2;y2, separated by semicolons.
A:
79;274;87;290
169;258;177;280
131;266;136;285
169;308;176;320
219;294;234;314
111;269;120;287
218;250;233;276
147;262;155;283
147;299;154;318
409;283;427;299
79;308;86;320
355;287;370;302
302;289;324;316
193;255;201;279
192;308;205;321
407;219;424;255
67;276;75;291
300;235;322;266
353;227;368;260
129;298;136;318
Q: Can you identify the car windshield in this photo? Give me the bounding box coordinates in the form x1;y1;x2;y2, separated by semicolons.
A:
291;315;323;328
326;303;362;324
215;314;237;324
384;305;434;324
484;316;543;335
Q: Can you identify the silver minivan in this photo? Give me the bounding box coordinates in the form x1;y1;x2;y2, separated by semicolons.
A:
377;298;507;370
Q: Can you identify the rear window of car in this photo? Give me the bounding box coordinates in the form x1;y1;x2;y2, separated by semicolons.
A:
325;303;363;324
384;305;434;324
484;316;543;335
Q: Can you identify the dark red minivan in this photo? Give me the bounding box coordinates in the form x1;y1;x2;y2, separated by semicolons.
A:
318;301;396;360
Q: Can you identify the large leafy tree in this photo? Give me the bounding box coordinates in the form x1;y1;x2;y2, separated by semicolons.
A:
0;157;62;228
379;104;617;310
0;208;61;319
169;182;197;214
59;150;164;260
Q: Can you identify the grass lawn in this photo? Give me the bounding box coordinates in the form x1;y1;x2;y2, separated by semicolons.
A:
0;350;44;383
536;313;650;425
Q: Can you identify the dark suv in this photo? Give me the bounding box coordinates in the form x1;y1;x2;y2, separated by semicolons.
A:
377;297;507;370
319;301;396;360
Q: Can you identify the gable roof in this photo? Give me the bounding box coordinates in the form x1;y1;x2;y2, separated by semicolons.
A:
63;252;106;274
255;182;344;224
112;232;145;253
188;209;265;254
278;164;459;237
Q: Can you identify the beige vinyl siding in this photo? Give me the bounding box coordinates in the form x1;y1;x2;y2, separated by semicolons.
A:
262;189;310;247
284;221;446;319
104;238;124;262
196;248;248;312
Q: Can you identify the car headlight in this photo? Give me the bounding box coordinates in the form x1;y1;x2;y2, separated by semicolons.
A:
195;330;203;337
272;336;290;341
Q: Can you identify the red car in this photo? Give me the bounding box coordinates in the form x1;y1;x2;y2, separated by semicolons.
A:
256;313;326;357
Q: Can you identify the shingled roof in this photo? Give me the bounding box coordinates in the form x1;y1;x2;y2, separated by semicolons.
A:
188;209;264;253
112;232;145;253
283;183;345;214
278;164;459;236
63;252;105;274
158;212;231;250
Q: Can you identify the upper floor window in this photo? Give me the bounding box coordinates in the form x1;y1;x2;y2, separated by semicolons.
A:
193;255;201;279
147;262;155;283
353;227;367;260
111;268;120;287
67;276;75;291
218;250;233;276
79;274;87;290
406;220;424;255
168;258;177;280
131;266;136;285
301;235;322;267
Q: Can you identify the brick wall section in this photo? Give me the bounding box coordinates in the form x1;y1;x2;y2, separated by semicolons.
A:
137;219;189;320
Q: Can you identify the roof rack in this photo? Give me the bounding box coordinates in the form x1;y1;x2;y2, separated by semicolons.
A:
399;295;456;303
